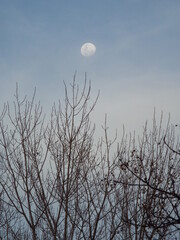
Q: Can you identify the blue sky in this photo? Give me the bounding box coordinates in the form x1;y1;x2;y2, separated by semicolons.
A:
0;0;180;135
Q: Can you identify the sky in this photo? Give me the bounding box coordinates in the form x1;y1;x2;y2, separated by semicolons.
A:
0;0;180;137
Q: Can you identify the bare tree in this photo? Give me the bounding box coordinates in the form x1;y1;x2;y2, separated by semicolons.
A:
36;78;100;239
117;115;180;239
0;86;47;239
0;78;179;240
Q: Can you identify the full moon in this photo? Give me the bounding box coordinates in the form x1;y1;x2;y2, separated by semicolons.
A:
81;42;96;57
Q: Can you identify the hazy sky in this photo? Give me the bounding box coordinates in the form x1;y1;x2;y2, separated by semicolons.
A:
1;0;180;135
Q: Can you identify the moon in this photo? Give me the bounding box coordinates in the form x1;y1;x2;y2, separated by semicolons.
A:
81;42;96;57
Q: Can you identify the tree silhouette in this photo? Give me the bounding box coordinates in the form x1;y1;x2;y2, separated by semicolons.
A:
0;78;179;239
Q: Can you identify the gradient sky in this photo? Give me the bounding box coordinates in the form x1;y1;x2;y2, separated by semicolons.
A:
1;0;180;136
